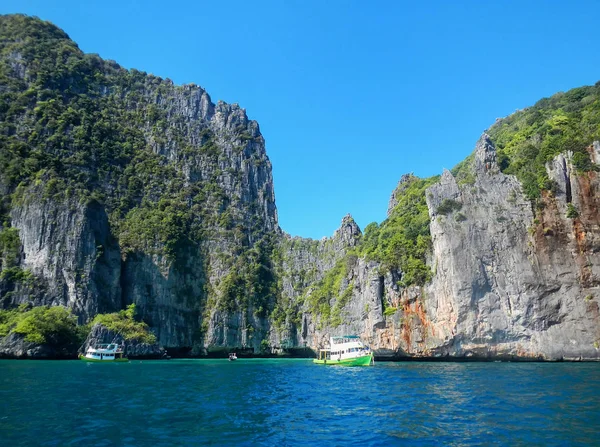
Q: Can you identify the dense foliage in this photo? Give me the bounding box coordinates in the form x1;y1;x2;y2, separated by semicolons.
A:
436;199;462;216
0;304;83;344
0;15;277;323
359;174;439;287
5;14;599;340
450;153;476;186
487;83;600;200
0;227;25;280
217;235;278;317
0;303;156;348
91;304;156;344
304;257;354;328
0;15;210;261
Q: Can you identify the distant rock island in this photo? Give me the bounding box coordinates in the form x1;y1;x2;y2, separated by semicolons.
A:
0;14;598;360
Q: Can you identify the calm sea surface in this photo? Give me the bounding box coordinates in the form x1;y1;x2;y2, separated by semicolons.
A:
1;359;599;446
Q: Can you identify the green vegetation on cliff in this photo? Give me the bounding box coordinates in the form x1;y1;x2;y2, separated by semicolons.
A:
0;15;277;332
0;15;268;254
0;304;83;344
0;303;156;349
451;153;476;186
0;227;30;282
0;15;211;262
3;14;599;350
345;82;600;299
217;235;278;317
272;174;439;331
304;257;354;328
488;83;600;199
359;174;439;287
91;304;156;344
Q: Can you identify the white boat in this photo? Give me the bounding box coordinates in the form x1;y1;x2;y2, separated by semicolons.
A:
228;353;238;361
314;335;374;366
79;343;128;362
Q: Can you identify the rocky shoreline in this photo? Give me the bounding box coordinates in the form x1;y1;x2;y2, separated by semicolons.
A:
0;15;599;362
1;334;598;362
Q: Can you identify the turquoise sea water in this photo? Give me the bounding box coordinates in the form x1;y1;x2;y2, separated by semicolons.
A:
1;359;599;446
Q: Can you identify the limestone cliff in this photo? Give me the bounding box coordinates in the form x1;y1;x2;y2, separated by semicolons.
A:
0;15;277;351
292;136;600;360
1;15;599;360
423;135;600;360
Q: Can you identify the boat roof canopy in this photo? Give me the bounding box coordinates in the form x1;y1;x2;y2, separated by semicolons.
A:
332;335;359;340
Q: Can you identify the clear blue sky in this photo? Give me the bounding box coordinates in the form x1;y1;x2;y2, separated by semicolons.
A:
3;1;600;239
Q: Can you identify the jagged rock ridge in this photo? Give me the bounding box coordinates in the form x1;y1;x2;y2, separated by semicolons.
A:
0;14;277;351
0;15;598;360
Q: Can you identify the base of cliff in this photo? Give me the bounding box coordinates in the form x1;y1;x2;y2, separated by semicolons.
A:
0;333;79;359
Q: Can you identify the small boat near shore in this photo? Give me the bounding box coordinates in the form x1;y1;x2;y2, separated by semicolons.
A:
228;353;238;361
79;343;129;362
313;335;374;366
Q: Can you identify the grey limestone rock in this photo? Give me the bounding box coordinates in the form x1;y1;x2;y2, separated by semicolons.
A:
0;332;77;359
7;194;121;321
290;134;600;361
2;17;599;360
421;135;600;360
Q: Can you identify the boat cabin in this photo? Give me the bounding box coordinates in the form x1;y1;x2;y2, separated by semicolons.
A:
317;349;331;361
314;335;374;366
85;343;126;360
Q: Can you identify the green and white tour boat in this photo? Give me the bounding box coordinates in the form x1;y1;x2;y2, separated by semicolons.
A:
79;343;129;362
313;335;374;366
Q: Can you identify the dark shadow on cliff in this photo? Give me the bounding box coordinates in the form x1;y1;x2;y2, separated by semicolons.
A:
120;244;205;350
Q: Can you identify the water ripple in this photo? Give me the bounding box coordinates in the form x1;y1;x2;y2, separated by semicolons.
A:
1;360;599;446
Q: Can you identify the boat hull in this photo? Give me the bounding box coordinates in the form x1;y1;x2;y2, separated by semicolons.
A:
313;353;374;366
79;355;129;363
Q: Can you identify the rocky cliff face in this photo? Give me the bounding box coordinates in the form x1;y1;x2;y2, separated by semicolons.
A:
1;15;598;360
423;135;600;360
0;331;77;359
293;135;600;360
7;194;122;319
268;214;361;350
0;15;277;351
